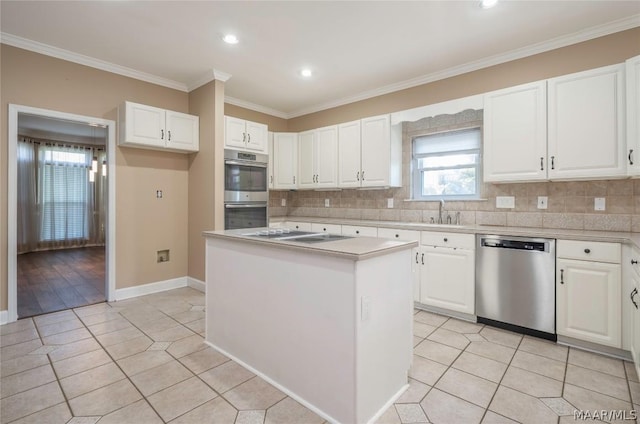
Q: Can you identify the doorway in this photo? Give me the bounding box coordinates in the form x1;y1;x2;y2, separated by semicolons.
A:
8;105;116;323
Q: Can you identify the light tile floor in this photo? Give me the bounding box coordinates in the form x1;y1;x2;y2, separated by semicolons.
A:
0;287;638;424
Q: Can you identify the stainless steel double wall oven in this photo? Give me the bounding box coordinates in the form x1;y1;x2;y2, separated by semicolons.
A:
224;149;268;230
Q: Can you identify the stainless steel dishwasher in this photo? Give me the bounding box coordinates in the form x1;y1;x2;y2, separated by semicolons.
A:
476;234;556;340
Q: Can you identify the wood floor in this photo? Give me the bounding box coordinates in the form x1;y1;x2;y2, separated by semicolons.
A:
17;247;105;318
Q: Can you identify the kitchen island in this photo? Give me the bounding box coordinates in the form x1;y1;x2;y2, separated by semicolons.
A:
203;228;417;424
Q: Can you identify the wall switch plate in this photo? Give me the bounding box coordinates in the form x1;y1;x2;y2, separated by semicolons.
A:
594;197;606;211
281;198;286;207
324;198;330;207
537;196;548;210
496;196;515;209
387;198;394;208
156;190;163;199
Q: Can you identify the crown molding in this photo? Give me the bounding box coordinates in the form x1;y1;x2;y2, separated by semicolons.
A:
224;96;289;119
0;32;189;92
285;14;640;118
187;68;233;92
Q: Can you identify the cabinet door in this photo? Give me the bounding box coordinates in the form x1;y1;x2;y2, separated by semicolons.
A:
483;81;547;182
166;110;199;152
548;64;625;180
225;116;248;149
338;120;361;188
629;273;640;371
268;132;274;189
125;102;166;148
316;125;338;188
420;247;475;314
273;133;298;189
297;130;316;189
627;55;640;176
245;121;268;153
361;115;390;187
556;258;621;347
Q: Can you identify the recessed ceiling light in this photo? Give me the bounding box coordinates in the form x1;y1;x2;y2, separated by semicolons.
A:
300;68;313;78
480;0;498;9
223;34;239;44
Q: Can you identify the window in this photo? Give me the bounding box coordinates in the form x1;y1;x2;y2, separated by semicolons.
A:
412;128;481;200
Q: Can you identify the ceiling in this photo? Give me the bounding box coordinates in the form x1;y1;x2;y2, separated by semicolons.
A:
1;1;639;118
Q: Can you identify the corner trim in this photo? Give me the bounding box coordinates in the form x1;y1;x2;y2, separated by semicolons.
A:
0;310;9;325
187;277;206;293
113;277;188;301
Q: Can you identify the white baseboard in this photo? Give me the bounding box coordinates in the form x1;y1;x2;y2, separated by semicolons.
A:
0;310;9;325
187;277;205;292
113;277;188;301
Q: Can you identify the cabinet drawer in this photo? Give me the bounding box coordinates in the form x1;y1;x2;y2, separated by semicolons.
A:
311;223;342;234
341;225;377;237
285;221;312;231
377;228;420;242
557;240;621;264
421;231;475;250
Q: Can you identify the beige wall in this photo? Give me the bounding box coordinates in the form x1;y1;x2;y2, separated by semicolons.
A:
1;45;191;309
188;79;225;282
224;103;288;132
288;28;640;132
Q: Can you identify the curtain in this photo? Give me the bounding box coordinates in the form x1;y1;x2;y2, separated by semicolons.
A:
17;137;107;254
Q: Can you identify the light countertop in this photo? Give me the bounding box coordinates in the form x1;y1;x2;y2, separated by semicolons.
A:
270;216;640;247
202;228;418;261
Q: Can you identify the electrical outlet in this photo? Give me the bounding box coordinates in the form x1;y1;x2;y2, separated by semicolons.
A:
496;196;515;209
281;198;286;207
594;197;606;211
325;198;330;207
156;190;163;199
387;198;394;208
157;249;170;263
537;196;548;210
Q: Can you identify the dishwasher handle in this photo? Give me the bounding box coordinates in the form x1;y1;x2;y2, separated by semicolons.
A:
480;238;548;252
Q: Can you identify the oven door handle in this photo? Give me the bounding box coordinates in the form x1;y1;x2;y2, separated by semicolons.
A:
224;203;267;209
224;160;268;168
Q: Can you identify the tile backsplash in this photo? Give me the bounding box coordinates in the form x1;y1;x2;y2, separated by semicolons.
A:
269;110;640;232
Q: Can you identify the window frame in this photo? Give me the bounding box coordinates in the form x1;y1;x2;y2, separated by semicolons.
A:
411;127;482;201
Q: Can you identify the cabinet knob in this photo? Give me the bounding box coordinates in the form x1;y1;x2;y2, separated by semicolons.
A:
395;234;399;238
632;259;638;265
584;248;591;254
356;230;360;234
443;238;448;242
323;228;326;231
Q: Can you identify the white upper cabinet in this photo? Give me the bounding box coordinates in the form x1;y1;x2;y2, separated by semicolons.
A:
338;120;362;188
627;55;640;176
547;64;626;180
361;115;401;187
338;115;401;188
273;132;298;189
224;116;268;153
118;101;199;153
298;126;339;189
483;81;547;182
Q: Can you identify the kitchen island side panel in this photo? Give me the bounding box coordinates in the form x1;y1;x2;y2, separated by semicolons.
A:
205;237;357;423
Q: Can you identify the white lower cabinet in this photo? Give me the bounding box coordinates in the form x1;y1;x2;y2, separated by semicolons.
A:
556;240;621;348
341;225;377;237
311;223;342;234
378;228;421;302
418;232;475;315
284;221;312;231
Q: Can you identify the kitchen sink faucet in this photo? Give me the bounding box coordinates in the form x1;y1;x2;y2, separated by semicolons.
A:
438;199;445;224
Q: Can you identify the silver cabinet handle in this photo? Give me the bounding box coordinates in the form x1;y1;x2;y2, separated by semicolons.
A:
630;149;634;165
540;157;544;171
